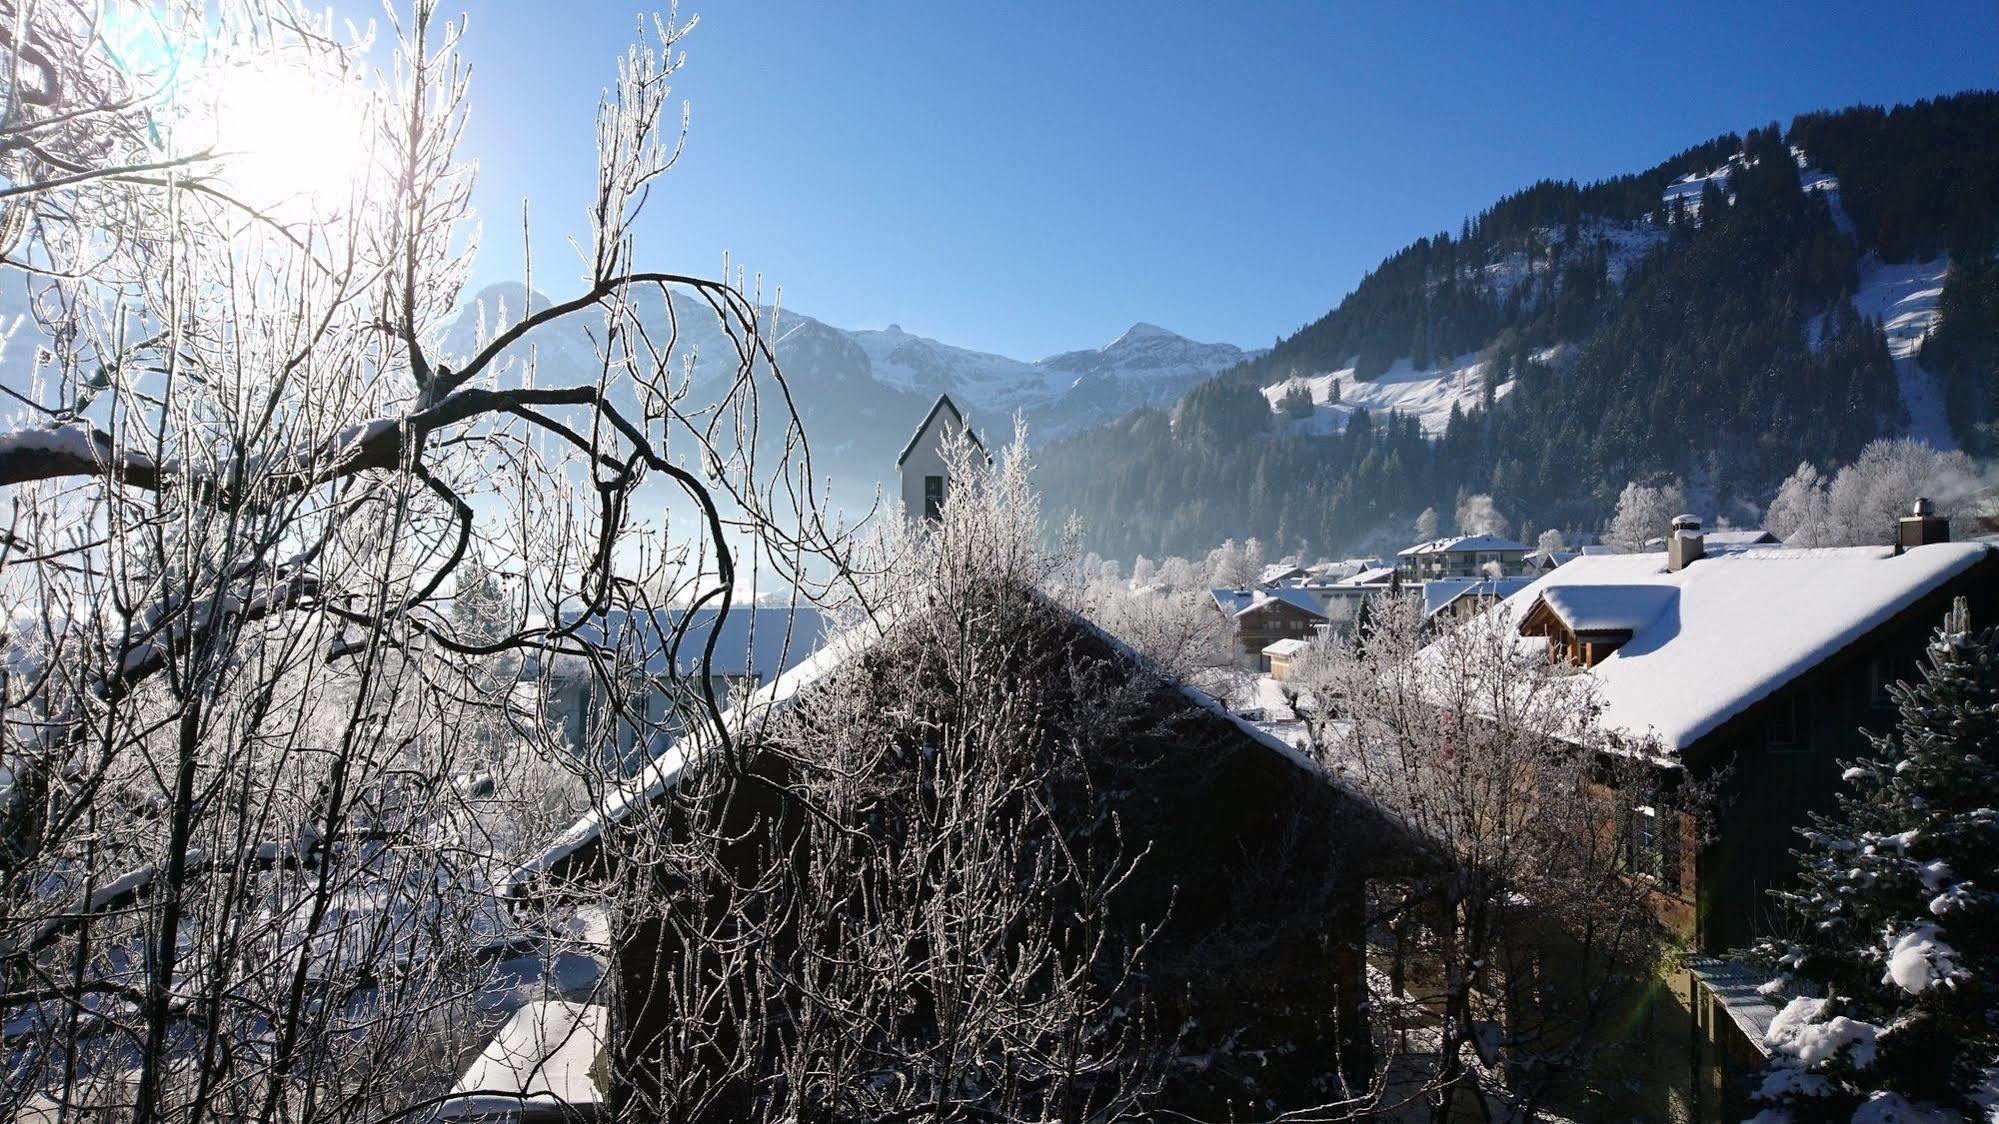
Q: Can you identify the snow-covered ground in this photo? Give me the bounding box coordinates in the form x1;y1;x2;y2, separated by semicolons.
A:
1260;348;1562;438
1851;254;1955;449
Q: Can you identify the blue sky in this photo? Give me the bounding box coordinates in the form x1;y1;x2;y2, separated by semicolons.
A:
455;2;1998;360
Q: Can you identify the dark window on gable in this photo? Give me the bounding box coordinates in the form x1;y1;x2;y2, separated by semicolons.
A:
924;474;946;521
1766;695;1800;749
1867;656;1904;710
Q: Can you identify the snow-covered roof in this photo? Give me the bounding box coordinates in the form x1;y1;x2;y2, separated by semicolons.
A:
1576;543;1628;556
1259;563;1310;585
1533;584;1679;635
1422;577;1534;619
1336;566;1399;587
1703;529;1782;549
1524;549;1579;569
1208;587;1327;620
1397;534;1529;557
1261;637;1312;658
1496;543;1994;753
440;1001;609;1119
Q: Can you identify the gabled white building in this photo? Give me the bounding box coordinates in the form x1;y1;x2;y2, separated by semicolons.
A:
897;394;987;523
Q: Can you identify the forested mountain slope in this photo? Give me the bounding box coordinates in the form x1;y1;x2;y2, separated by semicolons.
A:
1036;92;1999;559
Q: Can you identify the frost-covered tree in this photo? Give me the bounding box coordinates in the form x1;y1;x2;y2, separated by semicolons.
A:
1775;438;1975;548
1456;493;1510;538
1292;595;1691;1119
1129;553;1156;588
1748;600;1999;1122
1826;440;1979;547
1767;462;1832;547
1415;505;1442;542
0;4;843;1119
1536;527;1568;554
1157;553;1203;590
1076;570;1241;689
1208;536;1260;588
1605;479;1688;552
1763;441;1983;549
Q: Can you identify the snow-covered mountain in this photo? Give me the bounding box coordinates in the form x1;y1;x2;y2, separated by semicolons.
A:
1241;144;1957;449
436;283;1257;511
839;318;1257;436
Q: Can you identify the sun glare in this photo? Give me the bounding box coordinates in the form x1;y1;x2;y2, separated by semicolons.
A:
195;61;374;217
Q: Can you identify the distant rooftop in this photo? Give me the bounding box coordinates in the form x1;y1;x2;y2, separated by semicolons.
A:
1398;534;1529;557
1210;586;1327;619
1422;576;1534;618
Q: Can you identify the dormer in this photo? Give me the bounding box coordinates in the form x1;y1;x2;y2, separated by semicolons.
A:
1519;585;1677;667
896;394;986;523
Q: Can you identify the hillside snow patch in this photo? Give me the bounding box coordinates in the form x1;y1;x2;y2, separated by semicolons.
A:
1261;350;1544;438
1851;254;1954;449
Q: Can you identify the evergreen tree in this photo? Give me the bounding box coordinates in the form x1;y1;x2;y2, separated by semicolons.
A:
1748;601;1999;1120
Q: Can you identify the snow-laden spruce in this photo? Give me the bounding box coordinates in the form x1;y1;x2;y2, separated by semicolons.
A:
1747;599;1999;1122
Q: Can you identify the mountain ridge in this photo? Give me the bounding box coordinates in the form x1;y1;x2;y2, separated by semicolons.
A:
438;281;1261;514
1033;90;1999;560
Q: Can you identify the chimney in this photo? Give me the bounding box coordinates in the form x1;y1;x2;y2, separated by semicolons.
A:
1667;514;1704;572
1896;497;1950;554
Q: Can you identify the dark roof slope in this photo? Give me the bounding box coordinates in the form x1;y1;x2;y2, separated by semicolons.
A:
895;393;987;467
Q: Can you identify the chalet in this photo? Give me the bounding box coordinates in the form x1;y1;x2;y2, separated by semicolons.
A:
1489;508;1999;1117
486;589;1412;1119
1334;564;1400;589
1396;533;1531;580
1209;586;1328;660
896;393;986;522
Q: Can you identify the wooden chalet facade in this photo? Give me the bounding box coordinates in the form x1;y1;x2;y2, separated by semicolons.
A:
1210;587;1327;661
1489;511;1999;1119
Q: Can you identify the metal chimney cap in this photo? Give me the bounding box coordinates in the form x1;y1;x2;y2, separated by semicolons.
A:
1911;497;1935;517
1670;513;1702;531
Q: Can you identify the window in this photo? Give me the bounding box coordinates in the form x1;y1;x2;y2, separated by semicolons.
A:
1867;657;1901;710
1626;803;1661;879
1765;695;1800;749
923;474;946;521
1627;799;1686;892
